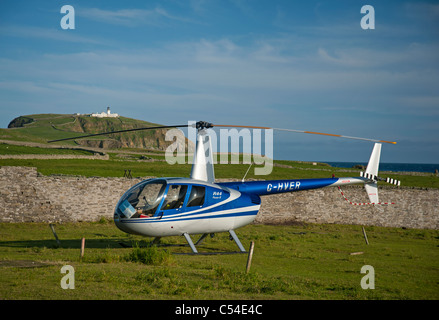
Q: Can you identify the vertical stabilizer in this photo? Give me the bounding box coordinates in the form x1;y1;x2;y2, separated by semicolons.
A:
190;129;215;183
365;143;381;177
364;143;381;203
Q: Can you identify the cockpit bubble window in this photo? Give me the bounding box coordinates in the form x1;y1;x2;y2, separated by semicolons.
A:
187;186;205;207
161;185;188;210
118;180;166;218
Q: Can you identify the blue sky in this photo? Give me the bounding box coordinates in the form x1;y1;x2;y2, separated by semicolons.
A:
1;0;438;163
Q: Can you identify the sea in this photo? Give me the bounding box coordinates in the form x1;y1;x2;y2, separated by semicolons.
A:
324;162;439;173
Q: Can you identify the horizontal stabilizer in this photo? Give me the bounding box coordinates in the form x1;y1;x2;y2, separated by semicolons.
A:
360;172;378;181
386;177;401;186
360;172;401;186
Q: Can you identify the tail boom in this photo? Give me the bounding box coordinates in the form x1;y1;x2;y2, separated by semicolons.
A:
218;143;397;204
218;177;369;196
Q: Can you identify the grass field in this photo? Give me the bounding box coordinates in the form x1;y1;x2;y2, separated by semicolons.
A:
0;221;438;300
0;143;95;156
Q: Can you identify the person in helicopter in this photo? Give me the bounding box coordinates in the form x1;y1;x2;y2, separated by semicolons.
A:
161;185;188;210
134;182;166;218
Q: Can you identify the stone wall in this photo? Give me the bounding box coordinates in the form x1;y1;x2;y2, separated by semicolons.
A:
255;186;438;229
0;166;143;223
1;166;438;229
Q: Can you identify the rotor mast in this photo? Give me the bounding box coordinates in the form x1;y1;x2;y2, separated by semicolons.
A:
190;121;215;184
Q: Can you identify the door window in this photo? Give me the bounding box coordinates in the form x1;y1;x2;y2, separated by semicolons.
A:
187;186;205;207
161;185;188;210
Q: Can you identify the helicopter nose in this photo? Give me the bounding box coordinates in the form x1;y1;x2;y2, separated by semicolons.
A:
113;214;130;234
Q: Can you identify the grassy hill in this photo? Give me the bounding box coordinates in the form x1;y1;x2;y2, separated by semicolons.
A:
2;113;180;150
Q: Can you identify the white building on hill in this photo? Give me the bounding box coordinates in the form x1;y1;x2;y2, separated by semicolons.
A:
91;107;119;118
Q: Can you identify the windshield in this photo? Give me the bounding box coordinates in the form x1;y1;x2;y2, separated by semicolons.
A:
117;180;166;218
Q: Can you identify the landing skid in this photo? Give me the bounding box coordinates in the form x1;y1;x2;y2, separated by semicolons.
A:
119;230;248;255
182;230;247;254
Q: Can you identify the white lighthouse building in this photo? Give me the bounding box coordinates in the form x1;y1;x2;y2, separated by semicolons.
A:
91;107;119;118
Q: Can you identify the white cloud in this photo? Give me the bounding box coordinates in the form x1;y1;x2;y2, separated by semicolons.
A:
79;6;195;27
2;35;437;102
0;25;103;44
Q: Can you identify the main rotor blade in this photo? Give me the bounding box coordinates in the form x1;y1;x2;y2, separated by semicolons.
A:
272;128;397;144
213;124;396;144
214;124;271;130
47;120;397;144
47;124;189;143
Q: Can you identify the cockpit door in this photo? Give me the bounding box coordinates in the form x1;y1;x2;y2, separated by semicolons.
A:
155;184;189;218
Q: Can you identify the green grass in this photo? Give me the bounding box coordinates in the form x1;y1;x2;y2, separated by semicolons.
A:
0;221;438;299
0;158;193;178
0;143;95;156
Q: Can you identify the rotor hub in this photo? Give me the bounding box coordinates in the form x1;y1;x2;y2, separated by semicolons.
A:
195;121;213;130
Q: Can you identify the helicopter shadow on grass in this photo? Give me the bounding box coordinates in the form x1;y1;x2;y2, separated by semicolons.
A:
0;237;225;253
0;238;133;249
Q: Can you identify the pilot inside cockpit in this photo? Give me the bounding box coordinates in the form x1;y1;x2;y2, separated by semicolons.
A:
134;182;166;217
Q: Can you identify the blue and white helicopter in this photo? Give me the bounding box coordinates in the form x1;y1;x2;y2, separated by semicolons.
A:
49;121;399;254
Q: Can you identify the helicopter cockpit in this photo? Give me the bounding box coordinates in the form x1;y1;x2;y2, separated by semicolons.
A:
116;180;166;219
115;179;207;219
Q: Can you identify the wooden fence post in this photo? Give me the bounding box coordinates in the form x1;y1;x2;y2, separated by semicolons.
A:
246;241;255;274
362;226;369;245
49;224;61;246
80;237;85;260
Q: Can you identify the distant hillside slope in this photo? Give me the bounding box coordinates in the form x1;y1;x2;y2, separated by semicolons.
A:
3;114;189;151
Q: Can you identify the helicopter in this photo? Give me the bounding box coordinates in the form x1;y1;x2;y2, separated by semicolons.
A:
49;121;399;254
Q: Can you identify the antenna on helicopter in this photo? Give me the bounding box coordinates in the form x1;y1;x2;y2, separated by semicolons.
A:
242;163;253;182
